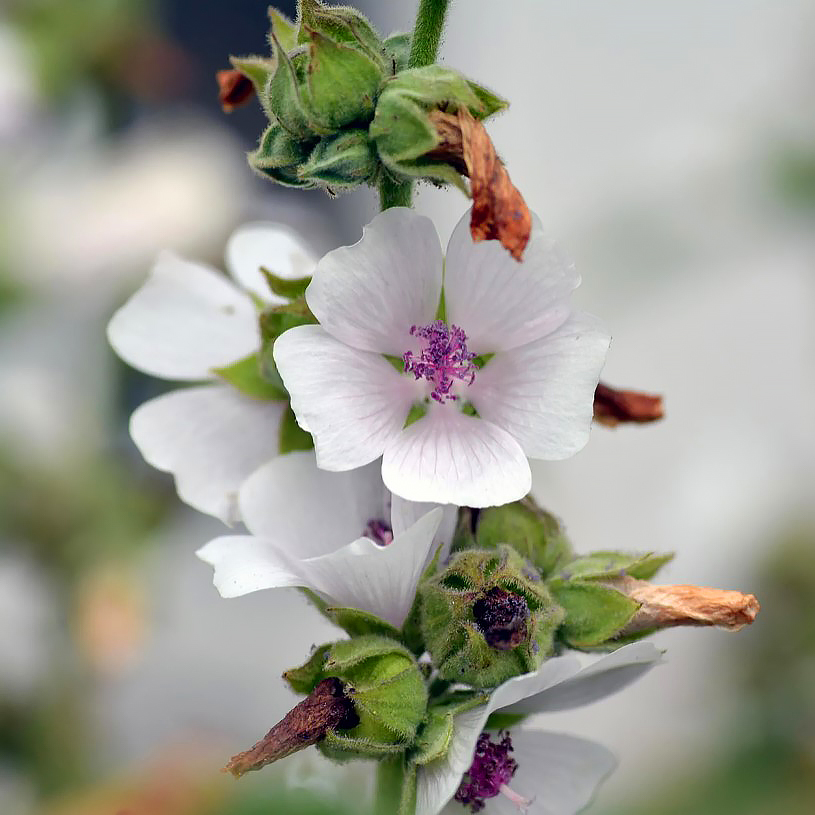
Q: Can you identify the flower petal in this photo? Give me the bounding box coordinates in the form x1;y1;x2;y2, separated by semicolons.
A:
274;325;417;471
196;508;443;627
484;730;616;815
239;453;387;558
107;251;258;380
225;221;317;304
130;385;283;524
444;209;580;354
469;312;610;460
301;507;443;627
416;655;582;815
501;641;663;714
390;496;458;561
306;208;443;355
382;409;531;507
196;535;303;598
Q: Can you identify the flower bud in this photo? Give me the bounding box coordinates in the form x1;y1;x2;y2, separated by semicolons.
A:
463;499;574;578
370;65;506;186
420;546;564;688
298;129;378;188
284;635;428;761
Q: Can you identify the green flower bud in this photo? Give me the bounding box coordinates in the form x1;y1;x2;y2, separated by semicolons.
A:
370;65;507;186
382;32;411;74
248;122;315;188
297;0;387;71
284;635;428;761
420;546;564;688
464;499;574;578
299;129;378;188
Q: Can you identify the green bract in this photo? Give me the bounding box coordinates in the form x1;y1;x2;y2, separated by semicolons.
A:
238;1;507;194
284;636;428;761
419;546;564;688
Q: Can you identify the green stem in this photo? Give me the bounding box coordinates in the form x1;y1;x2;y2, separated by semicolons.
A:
377;0;453;211
374;755;417;815
408;0;452;68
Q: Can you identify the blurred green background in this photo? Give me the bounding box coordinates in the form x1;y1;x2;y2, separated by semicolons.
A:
1;1;813;814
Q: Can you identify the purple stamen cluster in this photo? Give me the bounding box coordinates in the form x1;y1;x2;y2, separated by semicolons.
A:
455;731;518;812
363;518;393;547
403;321;476;403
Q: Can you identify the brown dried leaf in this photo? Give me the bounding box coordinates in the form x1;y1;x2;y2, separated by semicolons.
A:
593;382;664;427
224;678;357;777
216;68;255;113
427;109;532;261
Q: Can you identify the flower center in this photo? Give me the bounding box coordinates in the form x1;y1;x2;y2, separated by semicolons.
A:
403;321;476;404
455;731;532;813
363;518;393;547
472;588;529;651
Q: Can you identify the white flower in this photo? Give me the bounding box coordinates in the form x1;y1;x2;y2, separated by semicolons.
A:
196;452;457;628
419;642;663;815
106;223;316;524
274;208;610;508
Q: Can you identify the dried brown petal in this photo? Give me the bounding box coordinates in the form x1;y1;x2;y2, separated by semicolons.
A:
608;577;760;635
427;109;531;261
216;68;255;113
593;382;664;427
224;678;357;777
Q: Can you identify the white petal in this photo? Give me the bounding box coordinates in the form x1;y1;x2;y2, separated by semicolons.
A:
382;408;531;507
416;655;582;815
196;535;303;597
196;508;443;627
390;496;459;561
107;251;258;380
469;312;611;460
301;507;443;627
485;730;616;815
274;325;417;471
130;385;283;524
225;221;317;304
501;642;664;715
444;209;580;354
306;208;442;355
239;453;387;558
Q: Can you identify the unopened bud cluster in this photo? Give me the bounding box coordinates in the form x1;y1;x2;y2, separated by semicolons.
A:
232;0;506;192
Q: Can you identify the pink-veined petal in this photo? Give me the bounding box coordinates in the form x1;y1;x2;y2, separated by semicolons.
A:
444;209;580;355
382;408;531;507
274;325;418;471
306;208;442;355
469;312;610;460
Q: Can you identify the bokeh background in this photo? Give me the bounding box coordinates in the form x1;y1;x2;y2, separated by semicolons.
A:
1;1;814;814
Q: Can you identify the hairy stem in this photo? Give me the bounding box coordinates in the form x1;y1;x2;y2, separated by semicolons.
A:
377;0;452;210
408;0;452;69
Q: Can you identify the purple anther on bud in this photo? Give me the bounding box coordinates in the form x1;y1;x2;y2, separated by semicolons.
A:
472;587;530;651
403;320;476;404
363;518;393;547
455;731;528;813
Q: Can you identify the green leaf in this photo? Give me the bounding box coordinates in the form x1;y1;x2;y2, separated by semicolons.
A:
251;122;310;169
283;642;333;693
559;551;674;582
466;79;509;119
268;35;326;139
298;0;385;68
410;710;454;766
484;712;526;730
212;353;288;401
325;607;402;641
279;405;314;453
260;267;311;300
403;401;428;428
259;297;317;343
549;580;640;648
229;54;277;98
